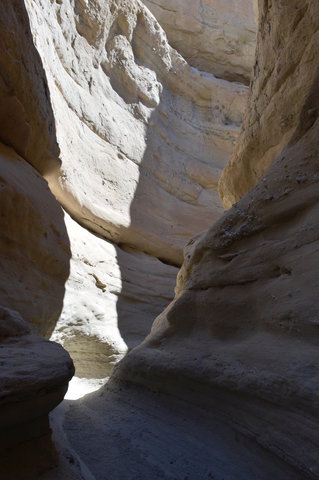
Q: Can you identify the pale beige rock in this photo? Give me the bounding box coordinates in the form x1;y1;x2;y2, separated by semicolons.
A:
0;143;70;338
26;0;248;266
112;7;319;477
219;0;319;208
143;0;257;83
52;212;178;378
0;0;59;174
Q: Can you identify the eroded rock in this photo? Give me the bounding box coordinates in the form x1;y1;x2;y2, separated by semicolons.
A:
0;307;74;480
26;0;249;265
0;0;59;174
219;0;319;208
143;0;257;83
112;8;319;478
52;212;178;377
0;143;70;338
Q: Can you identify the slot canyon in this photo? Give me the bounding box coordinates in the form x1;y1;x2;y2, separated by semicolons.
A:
1;0;319;478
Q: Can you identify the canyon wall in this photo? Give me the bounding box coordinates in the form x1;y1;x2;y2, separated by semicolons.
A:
0;1;255;472
2;0;319;478
19;0;254;374
112;1;319;477
143;0;257;83
0;3;74;476
219;0;319;208
27;0;249;265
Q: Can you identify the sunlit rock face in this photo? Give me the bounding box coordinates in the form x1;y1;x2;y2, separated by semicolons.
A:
15;0;254;378
113;1;319;477
52;212;178;379
219;0;319;208
26;0;249;266
142;0;257;84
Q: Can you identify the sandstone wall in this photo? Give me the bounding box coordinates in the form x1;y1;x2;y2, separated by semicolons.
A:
113;2;319;477
52;212;178;379
143;0;257;83
0;143;71;338
0;1;71;337
0;3;74;473
0;306;74;480
26;0;249;266
0;0;257;476
7;0;253;378
219;0;319;208
0;0;60;174
0;0;253;377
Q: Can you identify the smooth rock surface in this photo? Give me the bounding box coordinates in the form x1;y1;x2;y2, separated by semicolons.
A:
219;0;319;208
40;383;304;480
0;0;59;174
0;143;70;337
26;0;248;265
112;13;319;479
143;0;257;83
0;306;74;480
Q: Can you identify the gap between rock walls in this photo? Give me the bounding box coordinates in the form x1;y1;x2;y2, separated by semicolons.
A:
2;0;319;479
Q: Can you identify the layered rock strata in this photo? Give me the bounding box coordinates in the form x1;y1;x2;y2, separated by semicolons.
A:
219;0;319;208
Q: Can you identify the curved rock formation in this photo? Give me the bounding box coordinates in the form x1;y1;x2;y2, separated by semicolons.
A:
0;143;70;337
0;3;74;476
0;306;74;480
8;1;318;478
0;0;71;338
10;0;253;377
109;3;319;477
52;212;178;378
143;0;257;83
219;0;319;208
26;0;249;265
0;0;60;174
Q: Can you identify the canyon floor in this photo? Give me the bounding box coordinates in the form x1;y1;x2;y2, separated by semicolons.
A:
41;380;305;480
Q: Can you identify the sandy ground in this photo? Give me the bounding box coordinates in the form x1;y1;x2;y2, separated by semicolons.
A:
40;379;305;480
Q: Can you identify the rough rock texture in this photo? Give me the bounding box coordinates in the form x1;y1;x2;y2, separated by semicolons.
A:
219;0;319;208
52;212;177;378
0;306;74;480
26;0;248;266
0;143;70;338
111;9;319;480
143;0;257;83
